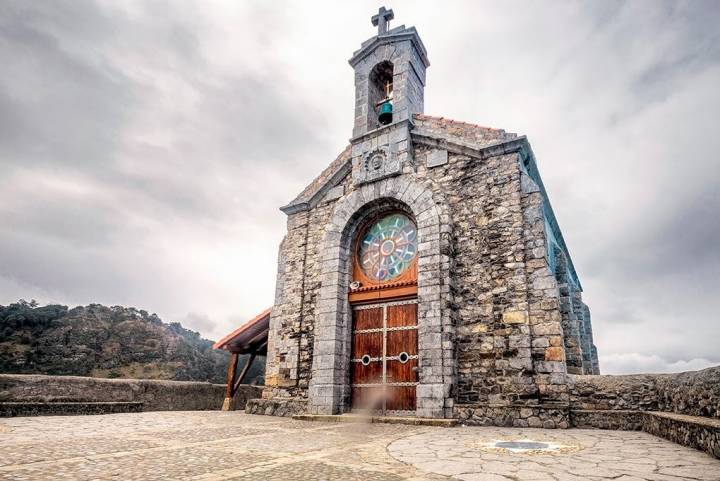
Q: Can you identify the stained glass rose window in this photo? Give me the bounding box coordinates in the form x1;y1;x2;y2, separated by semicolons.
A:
358;213;417;282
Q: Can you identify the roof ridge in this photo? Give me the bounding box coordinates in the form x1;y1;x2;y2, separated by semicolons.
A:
413;113;506;132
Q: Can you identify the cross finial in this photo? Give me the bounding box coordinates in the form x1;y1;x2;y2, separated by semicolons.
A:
371;6;394;35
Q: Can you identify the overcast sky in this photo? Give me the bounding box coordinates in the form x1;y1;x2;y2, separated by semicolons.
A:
1;1;718;374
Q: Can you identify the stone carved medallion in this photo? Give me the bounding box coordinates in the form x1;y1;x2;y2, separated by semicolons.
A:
367;150;385;171
354;145;401;185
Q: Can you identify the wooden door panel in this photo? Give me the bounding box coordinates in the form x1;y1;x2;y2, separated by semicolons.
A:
387;303;417;327
351;387;383;411
351;359;383;384
385;386;416;411
387;358;418;384
352;332;382;359
386;329;418;355
351;300;418;414
353;307;383;330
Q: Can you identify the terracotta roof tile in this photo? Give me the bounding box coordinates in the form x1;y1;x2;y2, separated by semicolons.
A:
213;307;271;351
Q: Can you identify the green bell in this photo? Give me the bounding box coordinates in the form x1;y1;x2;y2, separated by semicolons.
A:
378;101;393;125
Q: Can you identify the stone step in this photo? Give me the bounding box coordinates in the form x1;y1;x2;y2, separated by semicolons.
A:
0;402;143;417
292;413;457;427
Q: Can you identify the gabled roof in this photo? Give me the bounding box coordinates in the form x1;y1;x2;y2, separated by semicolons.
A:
278;114;583;289
349;25;430;68
412;114;517;146
213;308;271;354
280;115;518;214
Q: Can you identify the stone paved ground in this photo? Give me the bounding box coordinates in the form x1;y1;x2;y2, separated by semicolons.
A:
0;412;718;481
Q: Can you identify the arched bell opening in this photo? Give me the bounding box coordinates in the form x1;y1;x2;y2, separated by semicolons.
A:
368;60;394;129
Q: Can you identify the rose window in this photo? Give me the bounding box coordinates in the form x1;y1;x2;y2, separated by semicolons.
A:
358;213;417;282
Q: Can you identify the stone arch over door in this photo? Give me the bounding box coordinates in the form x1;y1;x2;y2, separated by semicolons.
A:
309;176;454;418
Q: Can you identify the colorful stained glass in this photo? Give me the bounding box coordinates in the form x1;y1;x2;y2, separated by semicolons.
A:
358;213;417;282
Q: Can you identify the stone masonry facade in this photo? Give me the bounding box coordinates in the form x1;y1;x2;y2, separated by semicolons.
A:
261;12;599;425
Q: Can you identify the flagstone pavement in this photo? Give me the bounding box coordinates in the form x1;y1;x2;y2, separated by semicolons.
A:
0;411;718;481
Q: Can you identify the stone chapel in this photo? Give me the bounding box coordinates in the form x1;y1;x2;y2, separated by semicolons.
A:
257;7;600;426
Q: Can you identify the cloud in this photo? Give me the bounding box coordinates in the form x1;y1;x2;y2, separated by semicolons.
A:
601;353;718;375
0;0;718;374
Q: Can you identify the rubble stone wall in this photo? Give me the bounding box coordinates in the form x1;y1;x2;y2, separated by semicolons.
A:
265;116;590;420
569;366;720;419
0;374;262;412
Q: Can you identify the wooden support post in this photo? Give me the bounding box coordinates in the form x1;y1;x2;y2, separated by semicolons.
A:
234;352;256;392
221;352;239;411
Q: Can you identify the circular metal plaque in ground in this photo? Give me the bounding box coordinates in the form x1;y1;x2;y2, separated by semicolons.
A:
495;441;549;450
468;438;581;454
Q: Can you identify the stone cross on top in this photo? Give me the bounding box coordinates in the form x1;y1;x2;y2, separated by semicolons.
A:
371;6;394;35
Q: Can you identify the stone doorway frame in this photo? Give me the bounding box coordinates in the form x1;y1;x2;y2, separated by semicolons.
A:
308;176;455;418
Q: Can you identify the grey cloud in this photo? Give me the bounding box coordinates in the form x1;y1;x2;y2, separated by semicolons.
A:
0;2;139;170
0;0;718;375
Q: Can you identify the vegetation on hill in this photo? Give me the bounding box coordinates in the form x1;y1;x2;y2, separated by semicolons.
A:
0;300;264;385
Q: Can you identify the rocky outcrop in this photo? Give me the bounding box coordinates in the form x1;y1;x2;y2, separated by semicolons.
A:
0;301;264;385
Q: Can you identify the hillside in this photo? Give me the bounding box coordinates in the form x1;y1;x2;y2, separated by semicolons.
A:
0;300;264;385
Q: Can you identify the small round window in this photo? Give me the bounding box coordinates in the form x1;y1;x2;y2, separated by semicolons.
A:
361;354;372;366
398;352;410;364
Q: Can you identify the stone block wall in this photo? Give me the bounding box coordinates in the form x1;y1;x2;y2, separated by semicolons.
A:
0;374;261;412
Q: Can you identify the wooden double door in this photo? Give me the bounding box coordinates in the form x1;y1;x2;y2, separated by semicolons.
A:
350;299;418;415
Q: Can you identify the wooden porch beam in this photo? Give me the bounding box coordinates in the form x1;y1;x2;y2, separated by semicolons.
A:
233;351;258;392
221;352;239;411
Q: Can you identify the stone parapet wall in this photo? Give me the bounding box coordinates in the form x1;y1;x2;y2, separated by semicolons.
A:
0;374;261;412
570;409;645;431
0;401;143;417
569;410;720;459
644;412;720;459
569;373;661;412
656;367;720;418
569;366;720;418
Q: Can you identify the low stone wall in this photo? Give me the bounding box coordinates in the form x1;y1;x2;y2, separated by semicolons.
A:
569;365;720;419
568;366;720;459
644;412;720;459
455;404;570;429
245;398;307;417
0;374;260;412
0;401;143;417
570;409;645;431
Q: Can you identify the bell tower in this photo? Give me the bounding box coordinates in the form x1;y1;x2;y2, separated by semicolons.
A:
349;7;430;138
